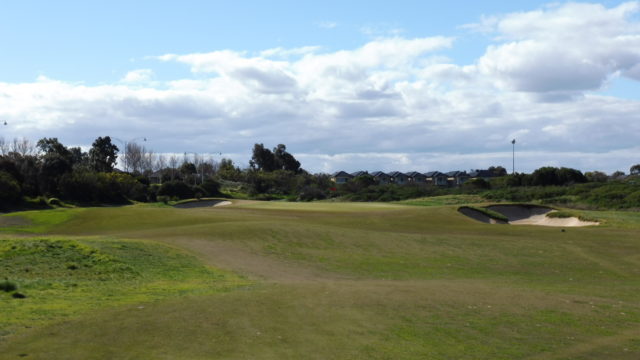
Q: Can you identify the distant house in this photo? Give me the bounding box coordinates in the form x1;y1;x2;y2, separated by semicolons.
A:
425;171;448;186
406;171;427;184
370;171;391;184
331;171;353;184
469;169;497;182
350;171;369;178
388;171;410;185
446;171;470;186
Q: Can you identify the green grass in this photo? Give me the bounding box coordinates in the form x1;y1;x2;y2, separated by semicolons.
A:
0;236;250;340
398;194;487;207
0;208;85;233
547;210;600;223
1;201;640;359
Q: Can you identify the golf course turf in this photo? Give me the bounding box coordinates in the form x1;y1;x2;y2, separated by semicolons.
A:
1;200;639;359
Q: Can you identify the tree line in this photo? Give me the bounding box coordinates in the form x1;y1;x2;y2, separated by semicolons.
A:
0;137;332;208
0;135;638;210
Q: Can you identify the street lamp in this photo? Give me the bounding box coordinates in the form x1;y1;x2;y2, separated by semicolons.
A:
511;139;516;175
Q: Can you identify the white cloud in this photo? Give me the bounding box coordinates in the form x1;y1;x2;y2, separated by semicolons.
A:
316;21;337;29
472;2;640;99
121;69;154;83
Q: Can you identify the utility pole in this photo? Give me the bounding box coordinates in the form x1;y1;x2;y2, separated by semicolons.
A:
511;139;516;175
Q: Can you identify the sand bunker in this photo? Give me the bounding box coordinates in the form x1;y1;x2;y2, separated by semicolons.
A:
174;200;232;209
458;207;507;224
460;204;598;227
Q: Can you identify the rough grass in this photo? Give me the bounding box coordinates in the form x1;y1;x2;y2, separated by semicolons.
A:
0;209;85;233
1;202;640;359
0;236;250;340
398;194;487;207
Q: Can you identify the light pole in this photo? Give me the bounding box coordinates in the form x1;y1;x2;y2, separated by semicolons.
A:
511;139;516;175
112;136;147;172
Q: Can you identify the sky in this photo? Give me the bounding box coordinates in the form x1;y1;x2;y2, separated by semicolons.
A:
1;0;639;174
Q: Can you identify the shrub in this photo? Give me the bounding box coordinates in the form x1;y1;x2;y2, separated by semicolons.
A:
298;186;327;201
158;181;194;200
0;280;17;292
200;179;221;197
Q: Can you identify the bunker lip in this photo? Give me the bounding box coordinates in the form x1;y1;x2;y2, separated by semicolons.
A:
173;200;232;209
459;204;599;227
458;207;508;224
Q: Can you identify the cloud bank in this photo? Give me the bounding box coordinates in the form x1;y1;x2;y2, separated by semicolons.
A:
1;2;639;174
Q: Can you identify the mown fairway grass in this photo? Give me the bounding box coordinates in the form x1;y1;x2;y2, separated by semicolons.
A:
1;200;639;359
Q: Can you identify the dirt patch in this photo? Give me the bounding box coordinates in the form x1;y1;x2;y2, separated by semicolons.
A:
166;238;347;283
173;200;232;209
0;215;31;227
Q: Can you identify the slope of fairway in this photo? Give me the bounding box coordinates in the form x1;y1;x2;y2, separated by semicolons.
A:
0;235;250;342
1;202;640;359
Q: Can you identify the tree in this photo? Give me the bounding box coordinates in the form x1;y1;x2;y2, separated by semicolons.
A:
610;171;626;180
585;171;608;183
36;138;73;195
69;147;89;169
250;143;276;171
37;138;71;159
273;144;301;173
631;164;640;176
530;166;586;186
0;171;21;206
125;142;143;174
89;136;119;172
217;158;242;181
180;162;197;177
531;167;559;186
168;155;179;180
488;166;507;177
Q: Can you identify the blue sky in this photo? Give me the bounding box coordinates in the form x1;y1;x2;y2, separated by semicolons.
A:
1;0;538;82
1;1;639;173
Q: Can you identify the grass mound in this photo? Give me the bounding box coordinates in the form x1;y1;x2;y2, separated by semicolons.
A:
400;195;486;207
0;238;136;282
0;209;83;233
546;210;599;223
0;237;250;339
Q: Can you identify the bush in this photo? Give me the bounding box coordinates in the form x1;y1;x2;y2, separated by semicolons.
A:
58;171;140;204
0;280;17;292
200;179;221;197
298;186;327;201
157;195;170;204
147;184;161;202
157;181;194;200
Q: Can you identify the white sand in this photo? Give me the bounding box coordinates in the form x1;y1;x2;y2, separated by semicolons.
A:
460;205;599;227
213;201;232;207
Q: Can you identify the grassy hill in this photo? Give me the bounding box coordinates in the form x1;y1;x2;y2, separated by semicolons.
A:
1;200;639;359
